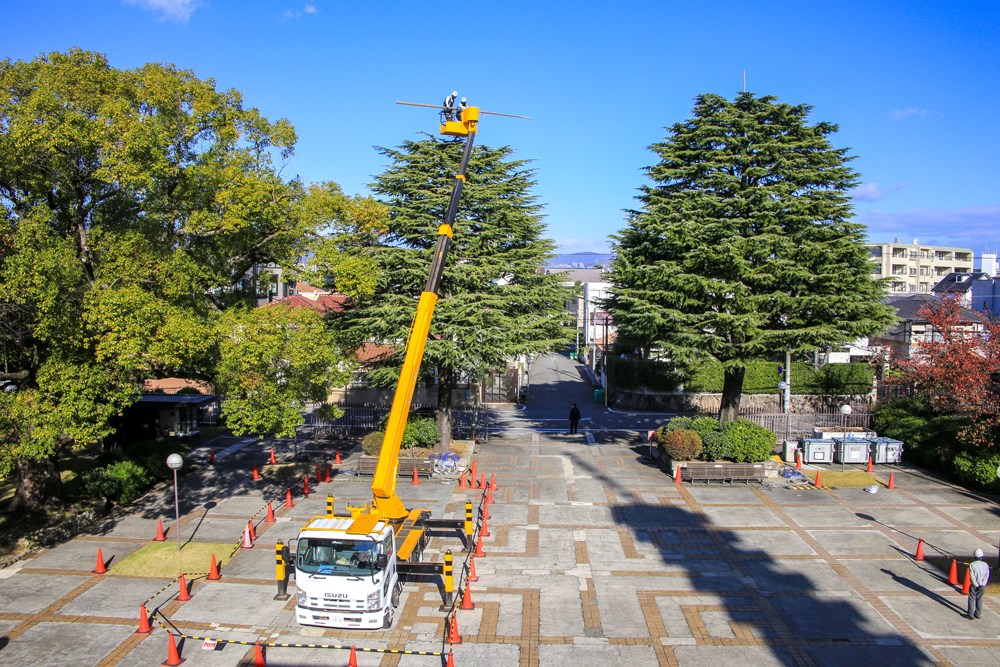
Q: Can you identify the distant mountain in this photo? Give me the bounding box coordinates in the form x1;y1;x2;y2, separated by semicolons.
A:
547;252;614;268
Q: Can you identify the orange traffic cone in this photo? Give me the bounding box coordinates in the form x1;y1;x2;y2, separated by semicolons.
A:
474;534;485;558
285;488;294;508
252;463;260;480
209;448;215;464
814;470;822;487
949;558;958;585
867;456;873;473
446;649;454;667
795;450;802;470
93;548;108;574
446;611;463;644
335;449;342;465
248;519;256;542
154;518;167;541
316;464;322;484
467;555;479;582
324;464;331;483
482;500;490;521
471;460;477;484
270;447;277;464
459;470;467;488
479;473;486;489
412;466;421;486
253;641;265;667
888;473;896;489
208;554;221;581
177;573;191;601
486;485;494;504
460;581;476;610
163;631;184;666
481;516;490;537
674;465;682;483
241;523;253;549
962;566;971;594
348;645;358;667
265;501;275;523
490;473;497;491
915;538;925;561
303;476;310;495
136;603;153;634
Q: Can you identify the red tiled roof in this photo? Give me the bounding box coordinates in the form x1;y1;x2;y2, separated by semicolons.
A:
356;343;395;363
263;293;347;313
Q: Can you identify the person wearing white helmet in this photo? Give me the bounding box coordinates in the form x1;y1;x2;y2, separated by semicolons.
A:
456;97;468;122
967;548;990;619
442;91;458;122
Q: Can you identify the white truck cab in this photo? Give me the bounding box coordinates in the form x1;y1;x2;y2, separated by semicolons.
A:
294;517;403;630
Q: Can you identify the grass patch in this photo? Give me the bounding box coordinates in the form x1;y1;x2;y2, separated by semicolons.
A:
110;541;235;579
819;471;881;488
198;426;230;442
925;556;1000;595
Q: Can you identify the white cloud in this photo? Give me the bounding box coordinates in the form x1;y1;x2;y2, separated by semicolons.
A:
126;0;200;22
850;182;907;202
889;107;941;121
856;205;1000;249
304;3;317;12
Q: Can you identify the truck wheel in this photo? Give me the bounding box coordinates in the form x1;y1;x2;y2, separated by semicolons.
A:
391;581;402;608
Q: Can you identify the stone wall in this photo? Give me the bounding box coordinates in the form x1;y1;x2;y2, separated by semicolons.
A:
327;382;480;408
610;389;874;413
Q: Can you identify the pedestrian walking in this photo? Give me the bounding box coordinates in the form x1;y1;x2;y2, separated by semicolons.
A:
569;403;581;435
967;549;990;619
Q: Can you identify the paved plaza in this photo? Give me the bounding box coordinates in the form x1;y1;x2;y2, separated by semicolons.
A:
1;429;1000;667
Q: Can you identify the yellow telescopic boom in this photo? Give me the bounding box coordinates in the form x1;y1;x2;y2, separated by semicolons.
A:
370;110;480;520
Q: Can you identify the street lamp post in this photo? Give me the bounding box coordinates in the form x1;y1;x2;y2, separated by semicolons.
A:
166;453;184;551
839;404;852;472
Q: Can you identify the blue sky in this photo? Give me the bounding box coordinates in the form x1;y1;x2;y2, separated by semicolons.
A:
6;0;999;262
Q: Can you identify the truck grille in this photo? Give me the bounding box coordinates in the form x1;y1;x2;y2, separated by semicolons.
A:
307;597;365;611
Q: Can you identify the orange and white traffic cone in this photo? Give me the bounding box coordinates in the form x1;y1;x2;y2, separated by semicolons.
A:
467;555;479;582
446;649;454;667
348;645;358;667
486;485;494;505
285;488;294;508
867;456;873;473
265;501;275;523
962;566;972;594
254;641;265;667
460;581;475;610
248;520;256;542
459;470;467;488
335;449;342;465
241;523;253;549
208;554;221;581
324;464;331;483
412;466;421;486
446;611;463;644
303;476;310;495
481;516;490;538
490;473;497;491
209;448;215;464
474;534;485;558
154;518;167;541
888;473;896;489
674;465;682;483
270;447;277;464
915;538;925;561
814;470;822;487
482;500;490;521
136;603;153;634
949;558;959;585
479;473;486;490
93;548;107;574
177;573;191;601
471;460;477;484
795;450;802;470
252;463;260;480
163;631;184;666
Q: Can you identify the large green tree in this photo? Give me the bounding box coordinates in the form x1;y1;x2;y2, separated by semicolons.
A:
328;136;573;448
605;93;895;423
0;49;348;510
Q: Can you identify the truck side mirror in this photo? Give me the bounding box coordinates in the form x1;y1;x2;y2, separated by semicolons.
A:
376;554;389;570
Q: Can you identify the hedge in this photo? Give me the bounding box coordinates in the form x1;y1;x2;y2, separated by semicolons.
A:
606;356;684;392
684;360;874;395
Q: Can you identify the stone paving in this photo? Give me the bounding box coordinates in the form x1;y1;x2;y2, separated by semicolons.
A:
2;434;1000;666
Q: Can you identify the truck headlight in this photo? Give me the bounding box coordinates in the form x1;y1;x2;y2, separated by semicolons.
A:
367;591;380;611
297;590;307;606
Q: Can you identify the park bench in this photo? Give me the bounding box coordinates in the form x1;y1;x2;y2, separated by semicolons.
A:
357;456;434;479
681;462;765;485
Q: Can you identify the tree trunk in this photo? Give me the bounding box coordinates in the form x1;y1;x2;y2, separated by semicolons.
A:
14;454;63;512
719;366;746;426
435;368;454;453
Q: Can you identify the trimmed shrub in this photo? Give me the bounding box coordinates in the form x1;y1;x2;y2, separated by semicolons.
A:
700;430;731;462
665;416;693;433
657;429;702;461
377;413;442;451
685;360;874;395
953;450;1000;494
83;461;151;504
723;419;776;463
362;431;384;456
691;416;720;438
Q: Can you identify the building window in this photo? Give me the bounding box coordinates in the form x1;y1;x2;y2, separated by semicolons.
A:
869;247;883;258
872;266;882;275
909;284;917;292
909;268;917;275
909;251;918;259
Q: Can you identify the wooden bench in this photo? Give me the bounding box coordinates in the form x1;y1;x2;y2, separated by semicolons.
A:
357;457;434;479
681;462;765;485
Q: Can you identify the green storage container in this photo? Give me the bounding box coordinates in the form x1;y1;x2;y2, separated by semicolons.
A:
569;352;577;360
594;389;606;404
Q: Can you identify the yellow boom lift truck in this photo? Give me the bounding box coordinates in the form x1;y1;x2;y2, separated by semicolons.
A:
290;98;527;630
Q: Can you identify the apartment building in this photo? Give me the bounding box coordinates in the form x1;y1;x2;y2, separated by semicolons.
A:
865;239;974;294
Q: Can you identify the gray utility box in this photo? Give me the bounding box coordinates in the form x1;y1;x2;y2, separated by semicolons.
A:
834;438;870;464
801;439;834;464
869;437;904;464
782;440;800;463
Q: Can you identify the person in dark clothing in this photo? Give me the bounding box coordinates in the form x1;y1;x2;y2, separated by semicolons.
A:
569;404;582;434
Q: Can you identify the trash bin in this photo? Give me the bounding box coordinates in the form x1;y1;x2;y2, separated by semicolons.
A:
870;437;904;464
782;440;799;463
569;352;577;360
834;437;870;464
594;389;606;404
802;439;834;464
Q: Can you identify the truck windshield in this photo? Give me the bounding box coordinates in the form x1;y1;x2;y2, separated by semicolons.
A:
297;537;381;576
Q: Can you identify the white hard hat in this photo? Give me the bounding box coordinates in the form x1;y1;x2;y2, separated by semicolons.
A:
461;97;467;103
975;548;985;558
452;91;458;96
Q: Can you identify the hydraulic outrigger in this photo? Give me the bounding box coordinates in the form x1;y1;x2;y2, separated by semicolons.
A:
291;97;528;630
